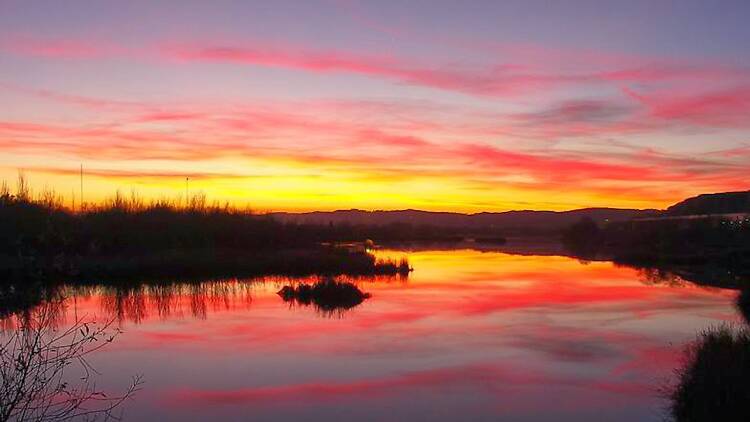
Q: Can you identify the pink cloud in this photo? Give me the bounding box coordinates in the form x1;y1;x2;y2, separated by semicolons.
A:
0;83;145;111
5;36;749;99
625;86;750;128
707;144;750;158
438;142;722;186
2;38;103;58
161;43;559;96
1;107;745;195
0;36;130;59
3;83;749;207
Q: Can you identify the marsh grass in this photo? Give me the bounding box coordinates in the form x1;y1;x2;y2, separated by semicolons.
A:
670;324;750;421
0;175;410;282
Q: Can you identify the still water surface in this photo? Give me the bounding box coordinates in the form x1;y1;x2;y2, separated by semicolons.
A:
5;249;741;421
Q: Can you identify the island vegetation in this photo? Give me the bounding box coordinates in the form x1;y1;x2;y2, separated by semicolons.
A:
278;278;371;316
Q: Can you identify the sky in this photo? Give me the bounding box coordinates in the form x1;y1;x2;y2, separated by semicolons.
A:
1;0;749;212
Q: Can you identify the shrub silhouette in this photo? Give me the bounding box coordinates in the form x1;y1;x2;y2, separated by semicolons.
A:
670;324;750;421
278;278;371;314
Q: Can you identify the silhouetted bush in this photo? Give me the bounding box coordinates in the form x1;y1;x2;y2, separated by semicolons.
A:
670;325;750;421
278;278;371;315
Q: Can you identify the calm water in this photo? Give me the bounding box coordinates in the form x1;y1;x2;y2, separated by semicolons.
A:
4;249;742;421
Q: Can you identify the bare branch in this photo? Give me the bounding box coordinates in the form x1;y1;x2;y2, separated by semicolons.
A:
1;304;141;422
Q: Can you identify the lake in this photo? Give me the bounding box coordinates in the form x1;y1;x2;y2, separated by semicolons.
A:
1;248;741;421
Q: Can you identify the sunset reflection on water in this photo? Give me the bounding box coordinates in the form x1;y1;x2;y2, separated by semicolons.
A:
4;249;740;422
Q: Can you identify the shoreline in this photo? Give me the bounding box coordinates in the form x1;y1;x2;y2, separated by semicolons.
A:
0;247;411;283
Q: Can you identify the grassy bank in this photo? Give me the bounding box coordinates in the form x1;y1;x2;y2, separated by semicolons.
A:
0;178;497;261
670;324;750;421
1;178;412;284
1;247;411;283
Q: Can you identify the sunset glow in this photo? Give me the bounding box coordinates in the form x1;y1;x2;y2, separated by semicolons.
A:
2;1;749;211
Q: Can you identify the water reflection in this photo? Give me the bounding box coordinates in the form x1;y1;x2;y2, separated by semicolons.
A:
0;250;743;421
621;262;750;419
0;281;65;320
0;274;400;327
96;281;256;323
619;263;746;290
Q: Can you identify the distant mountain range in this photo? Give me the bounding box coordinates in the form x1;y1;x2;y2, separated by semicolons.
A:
268;190;750;231
268;208;655;232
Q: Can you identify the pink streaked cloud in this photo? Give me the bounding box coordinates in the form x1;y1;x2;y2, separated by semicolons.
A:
0;36;130;59
624;86;750;128
2;84;748;209
0;113;737;188
143;41;750;98
4;36;749;99
2;32;750;210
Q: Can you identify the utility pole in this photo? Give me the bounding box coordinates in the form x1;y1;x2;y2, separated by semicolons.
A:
185;177;189;204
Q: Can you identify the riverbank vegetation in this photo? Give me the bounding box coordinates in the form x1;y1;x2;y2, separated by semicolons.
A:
561;216;750;282
670;324;750;421
0;176;411;283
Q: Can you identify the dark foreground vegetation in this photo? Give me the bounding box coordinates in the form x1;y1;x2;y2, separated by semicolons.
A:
0;177;411;283
666;285;750;420
278;278;371;316
737;289;750;325
0;304;141;422
670;324;750;422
